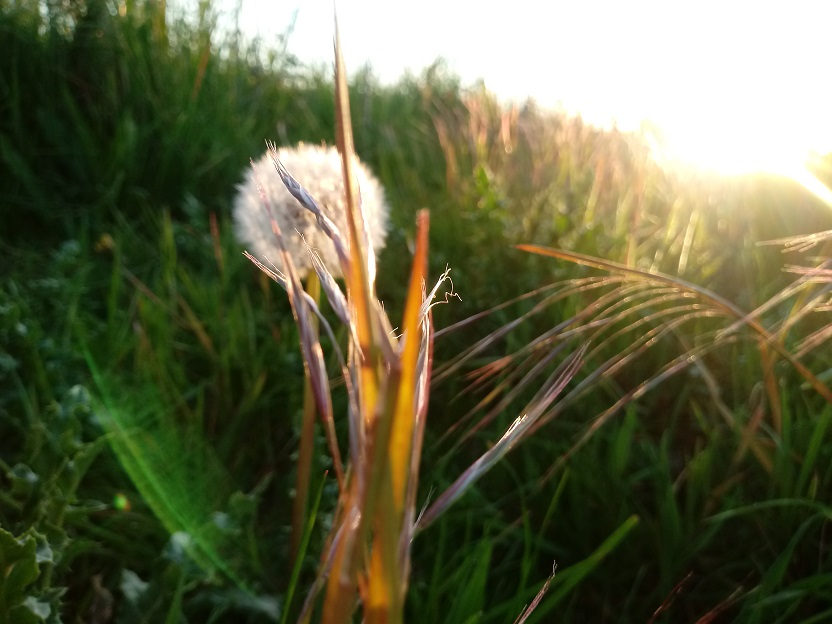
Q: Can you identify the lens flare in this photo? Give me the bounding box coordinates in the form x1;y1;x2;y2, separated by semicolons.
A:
113;493;131;512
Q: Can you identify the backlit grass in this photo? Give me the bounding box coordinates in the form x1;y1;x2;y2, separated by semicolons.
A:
1;1;831;622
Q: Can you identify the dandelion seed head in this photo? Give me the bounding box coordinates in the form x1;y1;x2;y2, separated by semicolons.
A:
233;143;389;278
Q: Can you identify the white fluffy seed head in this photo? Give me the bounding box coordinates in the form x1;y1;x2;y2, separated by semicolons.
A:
233;143;390;279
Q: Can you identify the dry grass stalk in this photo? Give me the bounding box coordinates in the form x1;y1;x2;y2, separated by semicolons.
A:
235;18;584;623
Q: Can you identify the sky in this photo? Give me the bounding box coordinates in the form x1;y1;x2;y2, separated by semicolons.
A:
196;0;832;177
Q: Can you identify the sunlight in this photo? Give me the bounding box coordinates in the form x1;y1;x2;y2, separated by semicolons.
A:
647;106;832;209
789;163;832;209
649;121;832;210
202;0;832;208
638;23;832;209
652;119;808;177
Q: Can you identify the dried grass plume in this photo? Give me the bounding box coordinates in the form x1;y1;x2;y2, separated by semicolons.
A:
233;142;390;278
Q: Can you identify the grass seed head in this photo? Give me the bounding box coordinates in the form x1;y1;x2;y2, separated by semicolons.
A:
233;142;390;278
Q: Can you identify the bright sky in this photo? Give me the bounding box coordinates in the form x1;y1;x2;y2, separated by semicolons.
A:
203;0;832;180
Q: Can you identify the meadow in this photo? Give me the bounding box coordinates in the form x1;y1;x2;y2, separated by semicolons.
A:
2;1;832;622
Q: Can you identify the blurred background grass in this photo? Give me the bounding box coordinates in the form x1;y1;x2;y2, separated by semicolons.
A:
1;0;831;622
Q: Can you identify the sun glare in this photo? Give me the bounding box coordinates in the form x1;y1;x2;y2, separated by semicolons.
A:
654;120;803;177
790;163;832;209
641;41;832;209
649;122;832;210
647;108;832;209
621;2;832;207
210;0;832;207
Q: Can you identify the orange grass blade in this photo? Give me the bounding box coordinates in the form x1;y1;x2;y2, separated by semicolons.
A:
390;210;430;513
401;291;435;590
321;18;389;623
322;496;362;624
365;211;430;624
333;15;386;423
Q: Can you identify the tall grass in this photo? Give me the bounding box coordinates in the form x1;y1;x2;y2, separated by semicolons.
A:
1;0;832;621
230;25;589;621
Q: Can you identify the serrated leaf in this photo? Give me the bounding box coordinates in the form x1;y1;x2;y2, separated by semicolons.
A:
22;596;51;619
8;464;39;497
0;527;40;624
33;534;53;566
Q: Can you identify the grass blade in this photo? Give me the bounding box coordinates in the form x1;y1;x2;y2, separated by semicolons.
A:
366;210;430;623
418;345;585;531
281;470;328;624
523;515;640;623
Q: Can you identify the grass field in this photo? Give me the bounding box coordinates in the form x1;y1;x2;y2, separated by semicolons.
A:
2;1;832;622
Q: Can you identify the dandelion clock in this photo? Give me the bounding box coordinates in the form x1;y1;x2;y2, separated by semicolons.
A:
232;142;389;279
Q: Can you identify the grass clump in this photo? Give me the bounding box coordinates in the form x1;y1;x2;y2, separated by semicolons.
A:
222;27;585;621
1;0;832;621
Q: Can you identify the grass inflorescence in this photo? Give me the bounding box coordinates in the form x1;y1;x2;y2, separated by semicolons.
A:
1;0;831;622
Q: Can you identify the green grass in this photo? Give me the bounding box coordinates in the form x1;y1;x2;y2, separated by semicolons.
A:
2;0;832;621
